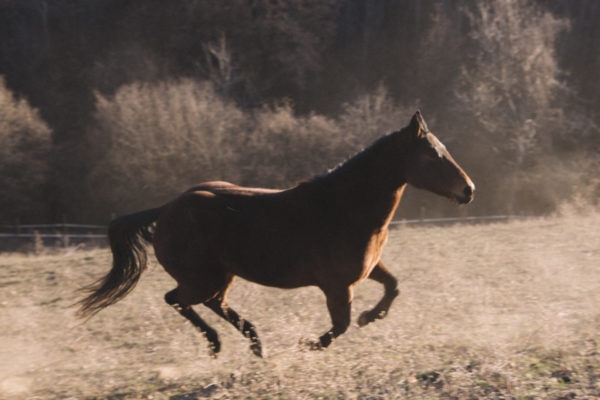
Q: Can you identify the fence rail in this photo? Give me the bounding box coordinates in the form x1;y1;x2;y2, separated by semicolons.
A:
0;215;533;243
0;233;107;239
389;214;531;226
0;215;535;252
0;223;108;251
0;223;105;230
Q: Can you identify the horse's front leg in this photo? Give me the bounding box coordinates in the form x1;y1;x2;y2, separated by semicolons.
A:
358;261;399;327
309;286;353;350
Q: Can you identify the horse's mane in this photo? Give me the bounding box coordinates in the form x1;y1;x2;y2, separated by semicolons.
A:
305;129;405;187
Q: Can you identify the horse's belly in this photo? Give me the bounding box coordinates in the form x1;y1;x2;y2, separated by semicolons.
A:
222;255;316;289
217;209;389;289
219;228;318;288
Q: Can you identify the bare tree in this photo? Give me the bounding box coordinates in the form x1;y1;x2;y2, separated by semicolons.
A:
455;0;568;212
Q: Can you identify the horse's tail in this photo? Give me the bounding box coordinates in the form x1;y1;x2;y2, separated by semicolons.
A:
76;206;164;318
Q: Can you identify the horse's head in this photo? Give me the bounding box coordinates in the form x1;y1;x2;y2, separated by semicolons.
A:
400;111;475;204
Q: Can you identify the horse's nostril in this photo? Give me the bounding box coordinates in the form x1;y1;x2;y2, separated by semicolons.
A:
464;185;473;198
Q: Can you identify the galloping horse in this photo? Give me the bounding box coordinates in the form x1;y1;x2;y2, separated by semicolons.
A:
78;111;474;357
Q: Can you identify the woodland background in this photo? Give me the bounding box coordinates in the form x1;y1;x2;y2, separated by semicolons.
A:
1;0;599;224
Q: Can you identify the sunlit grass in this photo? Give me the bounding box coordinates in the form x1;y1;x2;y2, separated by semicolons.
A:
1;212;599;399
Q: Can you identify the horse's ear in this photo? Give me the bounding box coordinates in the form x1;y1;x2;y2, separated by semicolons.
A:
409;111;428;137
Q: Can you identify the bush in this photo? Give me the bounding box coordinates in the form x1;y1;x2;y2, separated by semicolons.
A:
86;72;597;222
87;79;248;214
241;102;341;187
0;76;52;223
86;81;416;219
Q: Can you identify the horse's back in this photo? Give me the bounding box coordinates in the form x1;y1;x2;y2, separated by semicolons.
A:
187;181;283;197
154;182;319;286
154;180;379;289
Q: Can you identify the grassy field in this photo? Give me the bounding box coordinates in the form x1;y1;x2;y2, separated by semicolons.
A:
1;212;599;399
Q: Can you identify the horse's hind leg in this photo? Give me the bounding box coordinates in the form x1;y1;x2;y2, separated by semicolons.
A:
204;278;263;357
358;261;399;327
164;289;221;356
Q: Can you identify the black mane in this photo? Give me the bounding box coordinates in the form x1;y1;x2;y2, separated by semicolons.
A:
305;128;406;187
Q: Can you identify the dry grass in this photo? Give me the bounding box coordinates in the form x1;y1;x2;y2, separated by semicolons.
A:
1;213;599;399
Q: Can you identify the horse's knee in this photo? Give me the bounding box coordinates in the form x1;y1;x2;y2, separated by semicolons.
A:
385;275;399;293
389;285;400;298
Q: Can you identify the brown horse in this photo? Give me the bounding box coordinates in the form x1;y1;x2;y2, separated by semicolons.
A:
77;111;474;357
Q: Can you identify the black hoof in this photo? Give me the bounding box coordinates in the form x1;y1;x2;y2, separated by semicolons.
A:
205;333;221;357
358;309;389;327
308;341;324;351
250;342;263;357
208;341;220;358
298;338;323;351
358;310;375;327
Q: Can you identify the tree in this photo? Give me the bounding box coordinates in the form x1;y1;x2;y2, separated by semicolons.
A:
454;0;568;212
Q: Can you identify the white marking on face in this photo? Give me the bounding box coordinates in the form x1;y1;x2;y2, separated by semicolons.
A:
428;134;447;158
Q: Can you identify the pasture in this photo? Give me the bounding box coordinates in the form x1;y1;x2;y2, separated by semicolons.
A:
1;212;599;399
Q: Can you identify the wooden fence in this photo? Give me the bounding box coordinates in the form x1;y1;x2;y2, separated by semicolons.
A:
0;215;532;252
0;223;107;251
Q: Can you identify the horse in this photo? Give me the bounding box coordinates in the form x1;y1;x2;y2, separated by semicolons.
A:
77;111;474;357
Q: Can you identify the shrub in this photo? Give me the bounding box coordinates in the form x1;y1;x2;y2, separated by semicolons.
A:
242;102;342;187
0;76;52;223
86;81;417;219
87;79;248;214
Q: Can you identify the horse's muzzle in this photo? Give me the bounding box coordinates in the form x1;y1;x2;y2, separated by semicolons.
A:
458;183;475;204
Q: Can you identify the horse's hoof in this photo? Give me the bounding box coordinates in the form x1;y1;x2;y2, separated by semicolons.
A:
208;340;221;358
307;338;324;351
250;342;263;358
298;338;323;351
358;311;372;327
208;347;220;358
309;341;323;351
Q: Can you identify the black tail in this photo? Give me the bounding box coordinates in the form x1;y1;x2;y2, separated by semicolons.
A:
77;207;163;318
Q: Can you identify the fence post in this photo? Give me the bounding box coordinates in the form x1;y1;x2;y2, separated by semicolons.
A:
62;214;69;248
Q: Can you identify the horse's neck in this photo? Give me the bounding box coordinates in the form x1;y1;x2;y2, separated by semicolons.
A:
316;139;407;230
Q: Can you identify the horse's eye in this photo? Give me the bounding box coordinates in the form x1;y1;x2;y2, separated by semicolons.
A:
419;152;435;164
